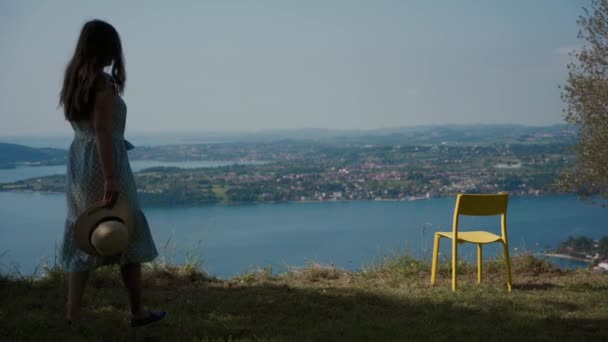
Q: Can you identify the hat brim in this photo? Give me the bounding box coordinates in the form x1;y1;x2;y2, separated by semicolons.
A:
73;195;135;256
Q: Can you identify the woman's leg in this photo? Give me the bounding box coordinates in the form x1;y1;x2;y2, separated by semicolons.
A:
66;271;90;322
120;263;146;318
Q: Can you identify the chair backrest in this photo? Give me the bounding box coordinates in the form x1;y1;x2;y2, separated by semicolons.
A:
452;193;509;238
454;193;509;216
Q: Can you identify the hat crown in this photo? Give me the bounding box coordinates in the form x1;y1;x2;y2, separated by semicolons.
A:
73;195;134;256
91;220;129;256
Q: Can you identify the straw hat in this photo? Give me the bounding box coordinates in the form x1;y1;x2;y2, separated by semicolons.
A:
73;195;135;256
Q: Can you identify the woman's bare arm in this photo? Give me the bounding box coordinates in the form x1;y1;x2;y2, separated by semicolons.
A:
93;83;120;207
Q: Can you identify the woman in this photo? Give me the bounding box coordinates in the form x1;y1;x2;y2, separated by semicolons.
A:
59;19;165;327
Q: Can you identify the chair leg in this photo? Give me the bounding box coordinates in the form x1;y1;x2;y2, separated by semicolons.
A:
502;240;513;292
452;238;458;292
477;244;482;284
431;234;441;285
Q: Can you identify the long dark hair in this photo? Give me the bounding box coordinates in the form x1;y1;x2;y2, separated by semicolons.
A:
59;19;126;121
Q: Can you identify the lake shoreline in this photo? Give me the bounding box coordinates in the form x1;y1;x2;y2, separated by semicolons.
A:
543;253;592;263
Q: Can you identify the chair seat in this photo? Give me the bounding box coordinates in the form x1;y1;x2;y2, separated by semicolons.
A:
436;231;502;244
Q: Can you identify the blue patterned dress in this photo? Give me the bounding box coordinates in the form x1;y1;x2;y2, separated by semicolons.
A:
60;75;158;272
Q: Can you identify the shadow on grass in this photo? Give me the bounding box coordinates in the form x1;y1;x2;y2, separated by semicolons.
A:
2;276;607;342
511;283;557;291
565;282;608;292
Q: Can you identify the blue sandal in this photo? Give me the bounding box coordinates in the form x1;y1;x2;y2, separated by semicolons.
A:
131;311;166;328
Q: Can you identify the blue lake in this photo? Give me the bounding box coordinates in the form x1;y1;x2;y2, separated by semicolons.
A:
0;191;605;278
0;160;261;184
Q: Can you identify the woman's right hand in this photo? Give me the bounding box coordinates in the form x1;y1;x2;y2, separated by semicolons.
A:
103;178;120;208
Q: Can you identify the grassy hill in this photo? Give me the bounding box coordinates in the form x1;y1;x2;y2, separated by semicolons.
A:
1;255;607;341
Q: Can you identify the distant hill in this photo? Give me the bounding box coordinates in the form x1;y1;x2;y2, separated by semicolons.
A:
144;124;575;145
326;124;576;145
0;143;67;168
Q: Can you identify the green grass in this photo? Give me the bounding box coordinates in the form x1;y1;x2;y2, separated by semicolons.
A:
1;255;607;341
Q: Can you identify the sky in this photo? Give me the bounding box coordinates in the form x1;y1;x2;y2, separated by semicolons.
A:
0;0;588;136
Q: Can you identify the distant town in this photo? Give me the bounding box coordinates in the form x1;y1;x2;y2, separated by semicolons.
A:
0;125;577;206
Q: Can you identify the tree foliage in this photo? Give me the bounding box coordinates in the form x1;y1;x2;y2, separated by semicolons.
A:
599;236;608;256
557;236;596;255
560;0;608;202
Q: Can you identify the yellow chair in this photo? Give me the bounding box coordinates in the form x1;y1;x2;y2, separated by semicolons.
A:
431;193;512;292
